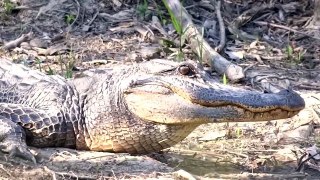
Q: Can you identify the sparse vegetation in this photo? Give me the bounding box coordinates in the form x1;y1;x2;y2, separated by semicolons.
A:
58;52;75;78
222;73;228;84
64;60;75;79
162;0;188;61
285;44;306;64
2;0;15;14
136;0;149;19
235;127;243;139
154;1;166;25
45;66;55;75
35;53;75;78
35;58;42;72
196;27;205;64
64;14;76;25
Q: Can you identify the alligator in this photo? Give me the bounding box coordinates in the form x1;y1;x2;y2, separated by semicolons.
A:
0;59;305;163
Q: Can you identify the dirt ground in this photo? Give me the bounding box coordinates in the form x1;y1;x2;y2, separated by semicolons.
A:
0;0;320;179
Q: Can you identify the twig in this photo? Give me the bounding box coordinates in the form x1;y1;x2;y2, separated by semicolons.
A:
241;149;279;152
170;148;248;158
43;166;57;180
297;84;320;91
88;11;99;26
173;170;196;180
260;55;286;61
296;152;320;171
12;3;47;10
213;0;226;52
245;53;263;64
253;21;320;41
214;172;307;179
306;161;320;172
56;172;97;180
82;153;126;161
0;164;11;177
98;13;132;22
243;62;258;73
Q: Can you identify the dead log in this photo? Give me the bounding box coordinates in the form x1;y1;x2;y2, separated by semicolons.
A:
163;0;244;81
2;32;33;51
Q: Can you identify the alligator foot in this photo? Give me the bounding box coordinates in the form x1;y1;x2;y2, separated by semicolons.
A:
0;143;36;164
0;116;36;164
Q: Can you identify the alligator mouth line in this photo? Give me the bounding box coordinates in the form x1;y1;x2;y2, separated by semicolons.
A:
171;87;303;112
124;83;304;124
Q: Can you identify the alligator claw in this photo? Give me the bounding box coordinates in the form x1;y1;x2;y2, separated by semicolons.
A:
0;117;36;164
0;144;36;164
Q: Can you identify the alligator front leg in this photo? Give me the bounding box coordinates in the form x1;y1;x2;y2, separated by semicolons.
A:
0;103;72;163
0;116;36;163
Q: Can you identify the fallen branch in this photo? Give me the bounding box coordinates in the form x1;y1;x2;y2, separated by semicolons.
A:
213;0;226;52
163;0;244;81
297;84;320;91
2;32;33;50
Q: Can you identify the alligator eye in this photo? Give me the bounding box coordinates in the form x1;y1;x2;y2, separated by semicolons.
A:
178;65;191;75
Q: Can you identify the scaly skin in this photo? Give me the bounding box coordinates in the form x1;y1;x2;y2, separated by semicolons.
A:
0;59;305;162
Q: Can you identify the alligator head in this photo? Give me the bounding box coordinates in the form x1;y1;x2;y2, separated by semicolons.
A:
78;59;305;153
124;60;305;124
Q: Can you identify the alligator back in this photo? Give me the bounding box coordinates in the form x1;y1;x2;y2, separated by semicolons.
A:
0;59;67;89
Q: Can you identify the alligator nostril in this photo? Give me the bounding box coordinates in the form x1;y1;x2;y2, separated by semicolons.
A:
277;89;292;95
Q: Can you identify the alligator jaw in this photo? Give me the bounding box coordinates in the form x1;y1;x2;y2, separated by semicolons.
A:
125;79;305;124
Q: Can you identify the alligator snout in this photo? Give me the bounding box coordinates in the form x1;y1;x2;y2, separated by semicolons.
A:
270;89;305;111
175;84;306;113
